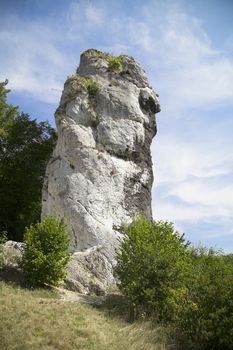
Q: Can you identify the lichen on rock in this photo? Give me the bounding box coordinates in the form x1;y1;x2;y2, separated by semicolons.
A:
42;49;161;294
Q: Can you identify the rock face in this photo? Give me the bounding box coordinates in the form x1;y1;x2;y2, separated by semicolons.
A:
0;241;26;284
1;241;26;267
42;49;160;293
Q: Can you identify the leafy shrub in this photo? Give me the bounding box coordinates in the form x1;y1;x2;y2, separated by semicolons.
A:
115;216;191;321
85;48;110;59
222;253;233;265
65;75;99;106
108;56;123;71
21;216;70;287
177;247;233;350
116;217;233;349
85;79;99;99
0;231;7;244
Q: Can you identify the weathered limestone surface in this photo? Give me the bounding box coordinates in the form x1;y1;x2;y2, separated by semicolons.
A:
42;49;160;293
0;241;26;284
1;241;26;267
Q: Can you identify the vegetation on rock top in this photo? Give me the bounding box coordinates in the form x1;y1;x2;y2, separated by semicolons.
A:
107;56;123;71
65;75;99;105
83;49;128;71
84;48;111;60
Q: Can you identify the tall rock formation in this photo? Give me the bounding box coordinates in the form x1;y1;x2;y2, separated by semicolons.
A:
42;49;160;294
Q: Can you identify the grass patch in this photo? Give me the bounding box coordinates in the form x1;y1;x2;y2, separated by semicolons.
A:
65;75;99;107
85;79;99;99
83;49;126;72
0;282;174;350
85;49;110;60
107;56;123;71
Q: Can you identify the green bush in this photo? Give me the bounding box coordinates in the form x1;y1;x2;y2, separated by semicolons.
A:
85;48;110;59
65;76;99;107
108;56;123;71
115;217;233;349
115;217;191;321
21;216;71;287
177;247;233;350
85;79;99;99
0;231;7;244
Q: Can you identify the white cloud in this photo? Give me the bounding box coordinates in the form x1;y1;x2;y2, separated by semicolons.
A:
152;134;233;184
1;0;233;249
85;4;104;26
153;201;215;222
153;199;233;248
167;59;233;111
138;4;233;115
154;183;233;222
152;130;233;243
1;1;233;110
171;181;233;209
0;16;74;103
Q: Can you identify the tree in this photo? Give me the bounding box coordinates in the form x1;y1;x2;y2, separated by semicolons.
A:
115;217;233;349
177;247;233;350
0;80;56;241
0;80;19;123
115;216;191;321
21;216;71;286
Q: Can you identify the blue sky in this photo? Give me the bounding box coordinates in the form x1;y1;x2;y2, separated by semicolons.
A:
1;0;233;252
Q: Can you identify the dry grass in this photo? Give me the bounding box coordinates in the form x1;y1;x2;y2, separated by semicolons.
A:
0;282;175;350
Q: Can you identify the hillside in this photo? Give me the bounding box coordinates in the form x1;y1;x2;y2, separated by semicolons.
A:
0;282;175;350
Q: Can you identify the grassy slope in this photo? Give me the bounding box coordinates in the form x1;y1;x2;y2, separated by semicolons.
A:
0;282;172;350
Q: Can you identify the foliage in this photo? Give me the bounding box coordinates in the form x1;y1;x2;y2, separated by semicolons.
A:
65;75;99;105
222;252;233;265
0;80;19;126
85;48;110;60
0;231;7;244
85;49;127;72
85;79;99;99
176;247;233;350
66;74;86;86
0;81;56;241
85;49;128;62
115;217;233;349
20;216;71;286
115;216;191;321
108;56;123;71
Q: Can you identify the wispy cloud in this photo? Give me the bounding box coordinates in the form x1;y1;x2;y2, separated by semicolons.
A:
85;3;105;26
0;0;233;249
143;5;233;115
1;1;233;109
152;129;233;244
0;15;69;103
